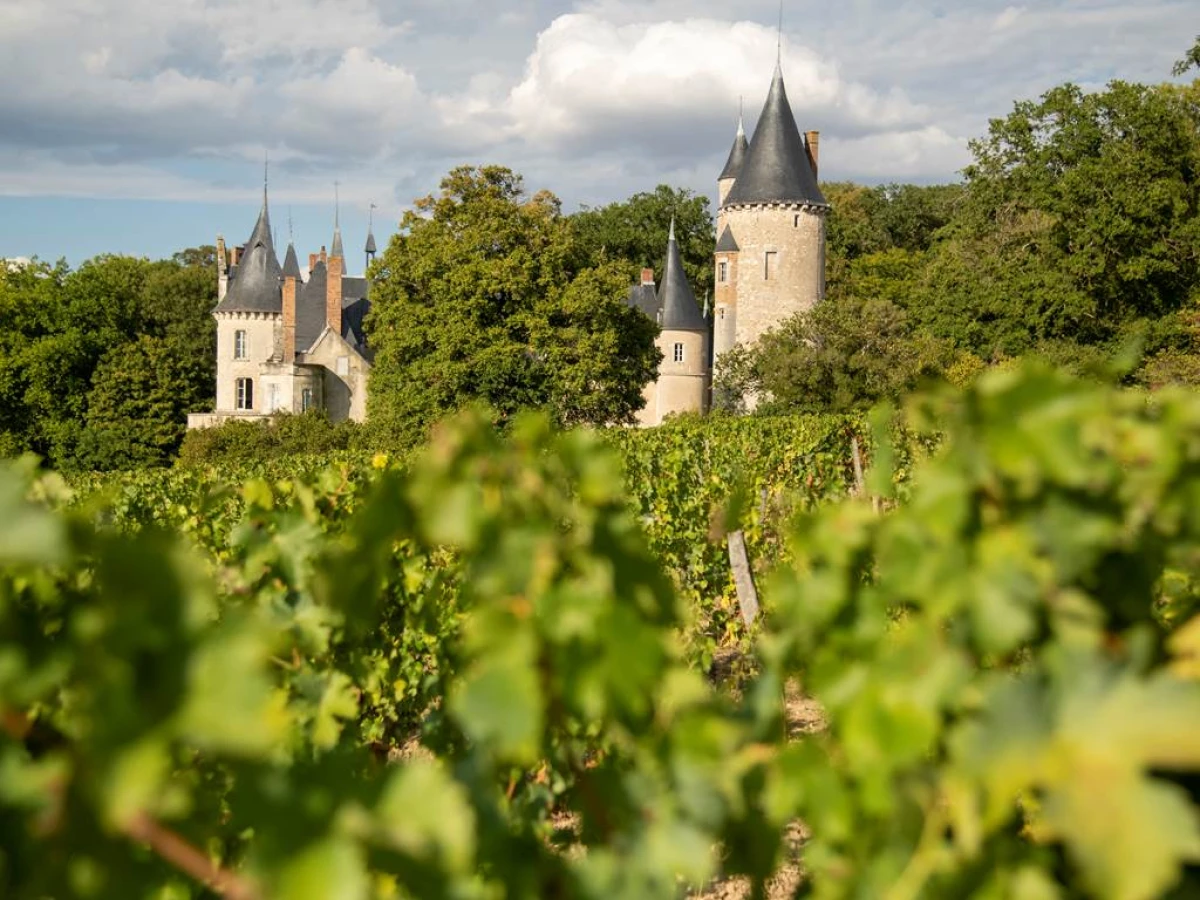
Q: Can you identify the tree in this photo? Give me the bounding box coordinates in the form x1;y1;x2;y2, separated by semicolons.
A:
916;80;1200;358
366;166;659;447
77;334;212;469
570;184;715;301
1173;35;1200;76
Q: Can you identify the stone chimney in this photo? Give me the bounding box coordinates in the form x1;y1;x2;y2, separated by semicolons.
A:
229;246;241;267
309;252;318;271
282;275;298;362
804;130;820;180
641;267;655;285
319;246;327;266
326;246;343;337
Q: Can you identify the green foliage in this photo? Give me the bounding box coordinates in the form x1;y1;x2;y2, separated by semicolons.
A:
917;80;1200;359
176;410;361;468
0;249;216;470
366;166;659;447
1173;35;1200;76
762;363;1200;898
569;183;716;300
9;367;1200;898
716;286;953;415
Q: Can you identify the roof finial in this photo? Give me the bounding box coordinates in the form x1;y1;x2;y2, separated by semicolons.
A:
334;180;340;229
737;96;745;136
288;206;294;244
777;0;784;66
263;150;269;202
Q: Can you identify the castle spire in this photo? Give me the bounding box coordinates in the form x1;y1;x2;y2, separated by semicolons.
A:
719;108;750;182
331;181;345;259
723;64;826;208
659;218;706;332
365;201;378;270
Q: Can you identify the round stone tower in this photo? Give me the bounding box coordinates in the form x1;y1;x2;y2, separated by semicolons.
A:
652;219;710;423
712;63;828;373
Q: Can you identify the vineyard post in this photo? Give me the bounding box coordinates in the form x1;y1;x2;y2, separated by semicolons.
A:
727;530;759;626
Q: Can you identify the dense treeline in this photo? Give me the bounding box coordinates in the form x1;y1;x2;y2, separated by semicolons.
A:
0;249;216;470
5;61;1199;469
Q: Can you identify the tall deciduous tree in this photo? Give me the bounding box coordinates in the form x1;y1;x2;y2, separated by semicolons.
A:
915;80;1200;359
366;166;659;447
570;184;715;301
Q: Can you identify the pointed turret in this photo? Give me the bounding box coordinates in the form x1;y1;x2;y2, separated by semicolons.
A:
365;203;378;271
719;115;749;182
723;64;826;208
659;219;706;332
215;186;283;313
282;241;302;282
330;182;345;259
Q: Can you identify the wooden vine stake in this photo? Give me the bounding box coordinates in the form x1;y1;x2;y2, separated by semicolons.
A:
727;530;760;626
850;434;881;513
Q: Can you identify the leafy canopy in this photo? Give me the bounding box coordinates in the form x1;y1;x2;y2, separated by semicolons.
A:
365;166;659;447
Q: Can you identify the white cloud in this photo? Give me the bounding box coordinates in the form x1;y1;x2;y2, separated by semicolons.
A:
499;14;929;147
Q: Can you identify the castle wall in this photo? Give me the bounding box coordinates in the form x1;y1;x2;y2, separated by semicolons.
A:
214;312;280;413
302;328;371;423
720;205;826;353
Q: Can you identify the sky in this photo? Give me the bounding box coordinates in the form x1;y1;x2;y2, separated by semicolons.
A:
0;0;1193;267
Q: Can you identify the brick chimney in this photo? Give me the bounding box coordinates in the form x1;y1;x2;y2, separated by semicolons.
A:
319;246;327;266
326;247;343;337
641;267;655;285
282;275;298;362
309;252;318;271
229;246;241;267
804;130;820;180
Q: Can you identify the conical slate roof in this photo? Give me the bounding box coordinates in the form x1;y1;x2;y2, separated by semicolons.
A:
723;65;827;208
215;189;283;313
715;225;739;252
365;228;377;254
331;226;345;259
718;116;749;181
281;241;302;281
658;220;707;332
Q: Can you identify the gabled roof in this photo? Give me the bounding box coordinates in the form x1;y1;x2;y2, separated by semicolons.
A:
719;116;749;181
281;242;303;281
723;64;827;208
215;189;283;314
296;260;327;352
658;220;706;333
715;225;739;252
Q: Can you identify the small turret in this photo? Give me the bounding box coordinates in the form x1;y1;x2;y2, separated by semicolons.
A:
365;202;378;271
717;113;749;208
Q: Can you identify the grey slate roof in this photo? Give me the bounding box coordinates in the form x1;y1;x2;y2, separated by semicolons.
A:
658;221;706;332
296;260;327;352
215;190;283;314
715;225;739;252
281;242;303;281
331;226;345;259
627;283;659;321
723;65;827;208
719;117;749;181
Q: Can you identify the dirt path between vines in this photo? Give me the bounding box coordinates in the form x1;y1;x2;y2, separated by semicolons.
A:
689;681;824;900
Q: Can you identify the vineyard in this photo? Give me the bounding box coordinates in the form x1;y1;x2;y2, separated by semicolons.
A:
5;365;1200;899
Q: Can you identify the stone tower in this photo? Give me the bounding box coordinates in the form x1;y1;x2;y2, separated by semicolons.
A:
712;63;828;375
634;220;710;426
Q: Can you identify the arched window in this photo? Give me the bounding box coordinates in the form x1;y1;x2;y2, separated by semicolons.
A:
236;377;254;411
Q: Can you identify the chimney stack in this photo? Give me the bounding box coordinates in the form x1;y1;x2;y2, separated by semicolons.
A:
641;267;655;285
319;246;327;266
230;246;241;267
326;252;343;337
282;275;298;362
309;252;318;271
216;236;229;301
804;130;820;180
